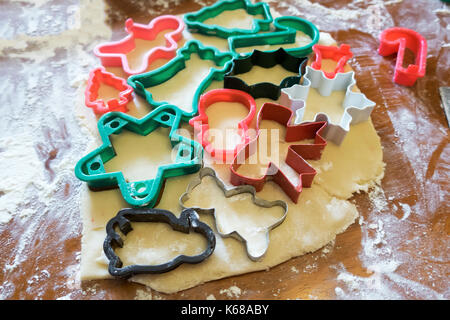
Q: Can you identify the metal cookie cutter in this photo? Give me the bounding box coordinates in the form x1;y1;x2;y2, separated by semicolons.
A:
94;16;185;75
378;27;427;86
278;66;376;145
104;207;216;278
74;105;203;207
184;0;272;39
189;88;256;162
179;167;288;261
224;48;308;100
85;67;133;115
230;102;327;204
127;40;234;122
311;44;353;79
229;16;320;58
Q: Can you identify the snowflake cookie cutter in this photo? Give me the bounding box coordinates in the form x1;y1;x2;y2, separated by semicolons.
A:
278;66;376;145
94;15;185;75
179;167;288;261
104;207;216;278
74;105;203;207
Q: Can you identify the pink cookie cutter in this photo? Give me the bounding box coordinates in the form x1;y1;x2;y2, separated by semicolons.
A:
311;44;353;79
94;15;185;75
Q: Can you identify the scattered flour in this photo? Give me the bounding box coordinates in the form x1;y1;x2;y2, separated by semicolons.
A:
219;286;242;299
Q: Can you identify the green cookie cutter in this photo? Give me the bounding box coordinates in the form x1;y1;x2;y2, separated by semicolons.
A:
183;0;273;38
228;16;320;57
127;40;234;122
74;105;203;207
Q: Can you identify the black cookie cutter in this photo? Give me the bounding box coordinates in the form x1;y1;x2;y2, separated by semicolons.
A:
223;48;308;100
103;207;216;278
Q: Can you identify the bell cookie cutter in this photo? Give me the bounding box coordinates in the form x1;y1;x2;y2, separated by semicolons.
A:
184;0;272;39
189;88;256;162
94;16;185;75
127;40;234;122
224;48;308;100
378;27;427;86
311;43;353;79
179;167;288;261
279;65;376;145
74;104;203;207
228;16;320;58
104;207;216;278
85;67;133;115
230;102;327;204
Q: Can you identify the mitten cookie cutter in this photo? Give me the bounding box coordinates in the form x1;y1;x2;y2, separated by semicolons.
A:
104;207;216;278
94;16;185;75
179;167;288;261
74;105;203;207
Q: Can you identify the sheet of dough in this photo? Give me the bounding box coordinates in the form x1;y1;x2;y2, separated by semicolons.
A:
77;9;384;294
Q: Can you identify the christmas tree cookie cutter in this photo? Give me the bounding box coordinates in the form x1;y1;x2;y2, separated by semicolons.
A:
278;65;376;145
184;0;272;38
189;88;256;162
228;16;320;58
94;16;185;75
85;67;133;115
127;40;234;121
74;105;203;207
179;167;288;261
224;48;308;100
104;207;216;278
311;43;353;79
230;102;327;204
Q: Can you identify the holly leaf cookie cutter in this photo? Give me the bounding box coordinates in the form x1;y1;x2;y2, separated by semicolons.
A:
184;0;272;39
74;105;203;207
93;15;185;75
104;207;216;278
179;167;288;261
127;40;234;121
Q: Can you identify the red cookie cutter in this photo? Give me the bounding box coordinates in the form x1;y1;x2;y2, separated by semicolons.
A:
94;15;185;75
85;67;133;115
311;44;353;79
378;27;427;86
189;89;256;162
230;102;327;203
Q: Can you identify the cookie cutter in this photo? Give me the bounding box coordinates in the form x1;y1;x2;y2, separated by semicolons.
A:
184;0;272;39
127;40;234;121
278;66;376;145
179;167;288;261
74;104;203;207
378;27;427;86
311;44;353;79
230;102;327;204
94;16;185;75
189;88;256;162
104;207;216;278
85;67;133;115
224;48;308;100
228;16;320;58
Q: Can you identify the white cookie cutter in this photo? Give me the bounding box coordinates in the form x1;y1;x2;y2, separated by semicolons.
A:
278;66;376;145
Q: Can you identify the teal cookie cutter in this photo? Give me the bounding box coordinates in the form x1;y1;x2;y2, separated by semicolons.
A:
229;16;320;58
74;105;203;207
184;0;272;38
127;40;234;122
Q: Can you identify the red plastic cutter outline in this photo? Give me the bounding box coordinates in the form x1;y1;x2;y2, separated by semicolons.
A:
94;15;185;75
189;89;256;162
378;27;427;86
85;66;133;115
230;102;327;203
311;44;353;79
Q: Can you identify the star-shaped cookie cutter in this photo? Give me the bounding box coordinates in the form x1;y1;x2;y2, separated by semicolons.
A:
230;102;327;204
184;0;272;39
179;167;288;261
311;44;353;79
104;207;216;278
127;40;234;121
74;105;203;207
94;15;185;75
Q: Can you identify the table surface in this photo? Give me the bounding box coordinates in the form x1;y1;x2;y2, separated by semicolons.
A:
0;0;448;300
